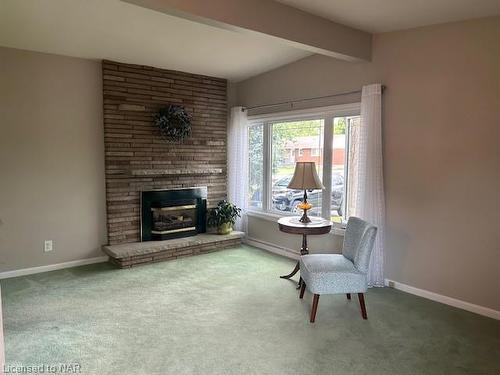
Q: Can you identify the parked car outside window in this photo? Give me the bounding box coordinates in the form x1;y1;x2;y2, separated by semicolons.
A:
271;173;344;217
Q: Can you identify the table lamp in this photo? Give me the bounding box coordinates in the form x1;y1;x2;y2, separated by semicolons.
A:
287;162;324;223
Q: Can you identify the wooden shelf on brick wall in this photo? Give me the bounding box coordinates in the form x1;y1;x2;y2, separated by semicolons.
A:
130;168;223;177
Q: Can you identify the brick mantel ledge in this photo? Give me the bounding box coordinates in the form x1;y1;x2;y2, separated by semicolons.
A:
130;168;223;176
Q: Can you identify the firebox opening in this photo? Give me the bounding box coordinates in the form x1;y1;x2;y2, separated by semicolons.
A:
141;187;207;242
151;200;197;236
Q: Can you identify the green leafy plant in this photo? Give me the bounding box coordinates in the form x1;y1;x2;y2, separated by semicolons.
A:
153;105;192;143
207;200;242;227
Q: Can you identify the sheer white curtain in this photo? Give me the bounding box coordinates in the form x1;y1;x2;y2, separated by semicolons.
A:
354;84;385;286
227;107;248;232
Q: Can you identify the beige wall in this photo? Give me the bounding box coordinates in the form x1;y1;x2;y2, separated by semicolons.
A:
236;16;500;311
0;47;107;272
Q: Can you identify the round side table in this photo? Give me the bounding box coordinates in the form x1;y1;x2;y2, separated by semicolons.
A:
278;216;332;283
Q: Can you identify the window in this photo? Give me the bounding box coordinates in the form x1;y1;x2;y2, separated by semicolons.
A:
329;116;360;222
271;119;323;216
247;104;360;223
248;123;264;209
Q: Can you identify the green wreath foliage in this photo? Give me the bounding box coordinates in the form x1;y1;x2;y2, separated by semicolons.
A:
153;105;192;142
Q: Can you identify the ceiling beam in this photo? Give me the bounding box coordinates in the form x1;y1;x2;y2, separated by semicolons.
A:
122;0;372;62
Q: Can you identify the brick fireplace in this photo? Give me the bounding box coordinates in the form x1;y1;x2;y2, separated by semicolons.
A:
102;60;228;245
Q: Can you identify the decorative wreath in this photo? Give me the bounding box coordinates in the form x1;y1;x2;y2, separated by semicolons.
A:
153;105;192;143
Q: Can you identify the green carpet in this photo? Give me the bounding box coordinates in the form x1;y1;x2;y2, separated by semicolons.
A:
1;245;499;374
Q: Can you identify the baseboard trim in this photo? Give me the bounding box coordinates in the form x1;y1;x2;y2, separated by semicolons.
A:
385;279;500;320
0;256;108;280
244;237;299;260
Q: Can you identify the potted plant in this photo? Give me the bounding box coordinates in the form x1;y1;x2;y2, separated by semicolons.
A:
207;200;242;235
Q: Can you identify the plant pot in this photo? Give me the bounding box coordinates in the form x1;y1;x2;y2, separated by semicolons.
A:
217;222;233;235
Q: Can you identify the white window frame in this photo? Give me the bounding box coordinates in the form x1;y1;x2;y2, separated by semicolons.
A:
311;148;320;157
247;103;361;222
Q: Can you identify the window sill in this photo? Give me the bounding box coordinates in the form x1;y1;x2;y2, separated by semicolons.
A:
246;210;346;236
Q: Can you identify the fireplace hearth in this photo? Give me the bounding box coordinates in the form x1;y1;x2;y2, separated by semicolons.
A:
141;187;207;241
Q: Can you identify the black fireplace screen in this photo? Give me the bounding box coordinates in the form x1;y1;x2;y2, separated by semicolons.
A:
141;187;207;241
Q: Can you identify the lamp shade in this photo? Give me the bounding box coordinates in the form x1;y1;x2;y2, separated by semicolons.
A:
287;162;324;190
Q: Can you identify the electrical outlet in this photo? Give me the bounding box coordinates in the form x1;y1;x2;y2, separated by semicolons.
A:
388;280;395;288
44;240;53;252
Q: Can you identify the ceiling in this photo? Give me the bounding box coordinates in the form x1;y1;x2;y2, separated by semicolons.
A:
0;0;310;82
1;0;499;82
278;0;500;33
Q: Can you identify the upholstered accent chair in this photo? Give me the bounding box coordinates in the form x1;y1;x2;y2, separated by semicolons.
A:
299;217;377;323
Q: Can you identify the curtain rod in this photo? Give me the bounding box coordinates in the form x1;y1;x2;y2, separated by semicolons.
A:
243;85;386;111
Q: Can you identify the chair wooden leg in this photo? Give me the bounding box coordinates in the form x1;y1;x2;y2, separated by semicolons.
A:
296;277;303;290
358;293;367;319
346;293;351;300
310;294;320;323
299;281;306;299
